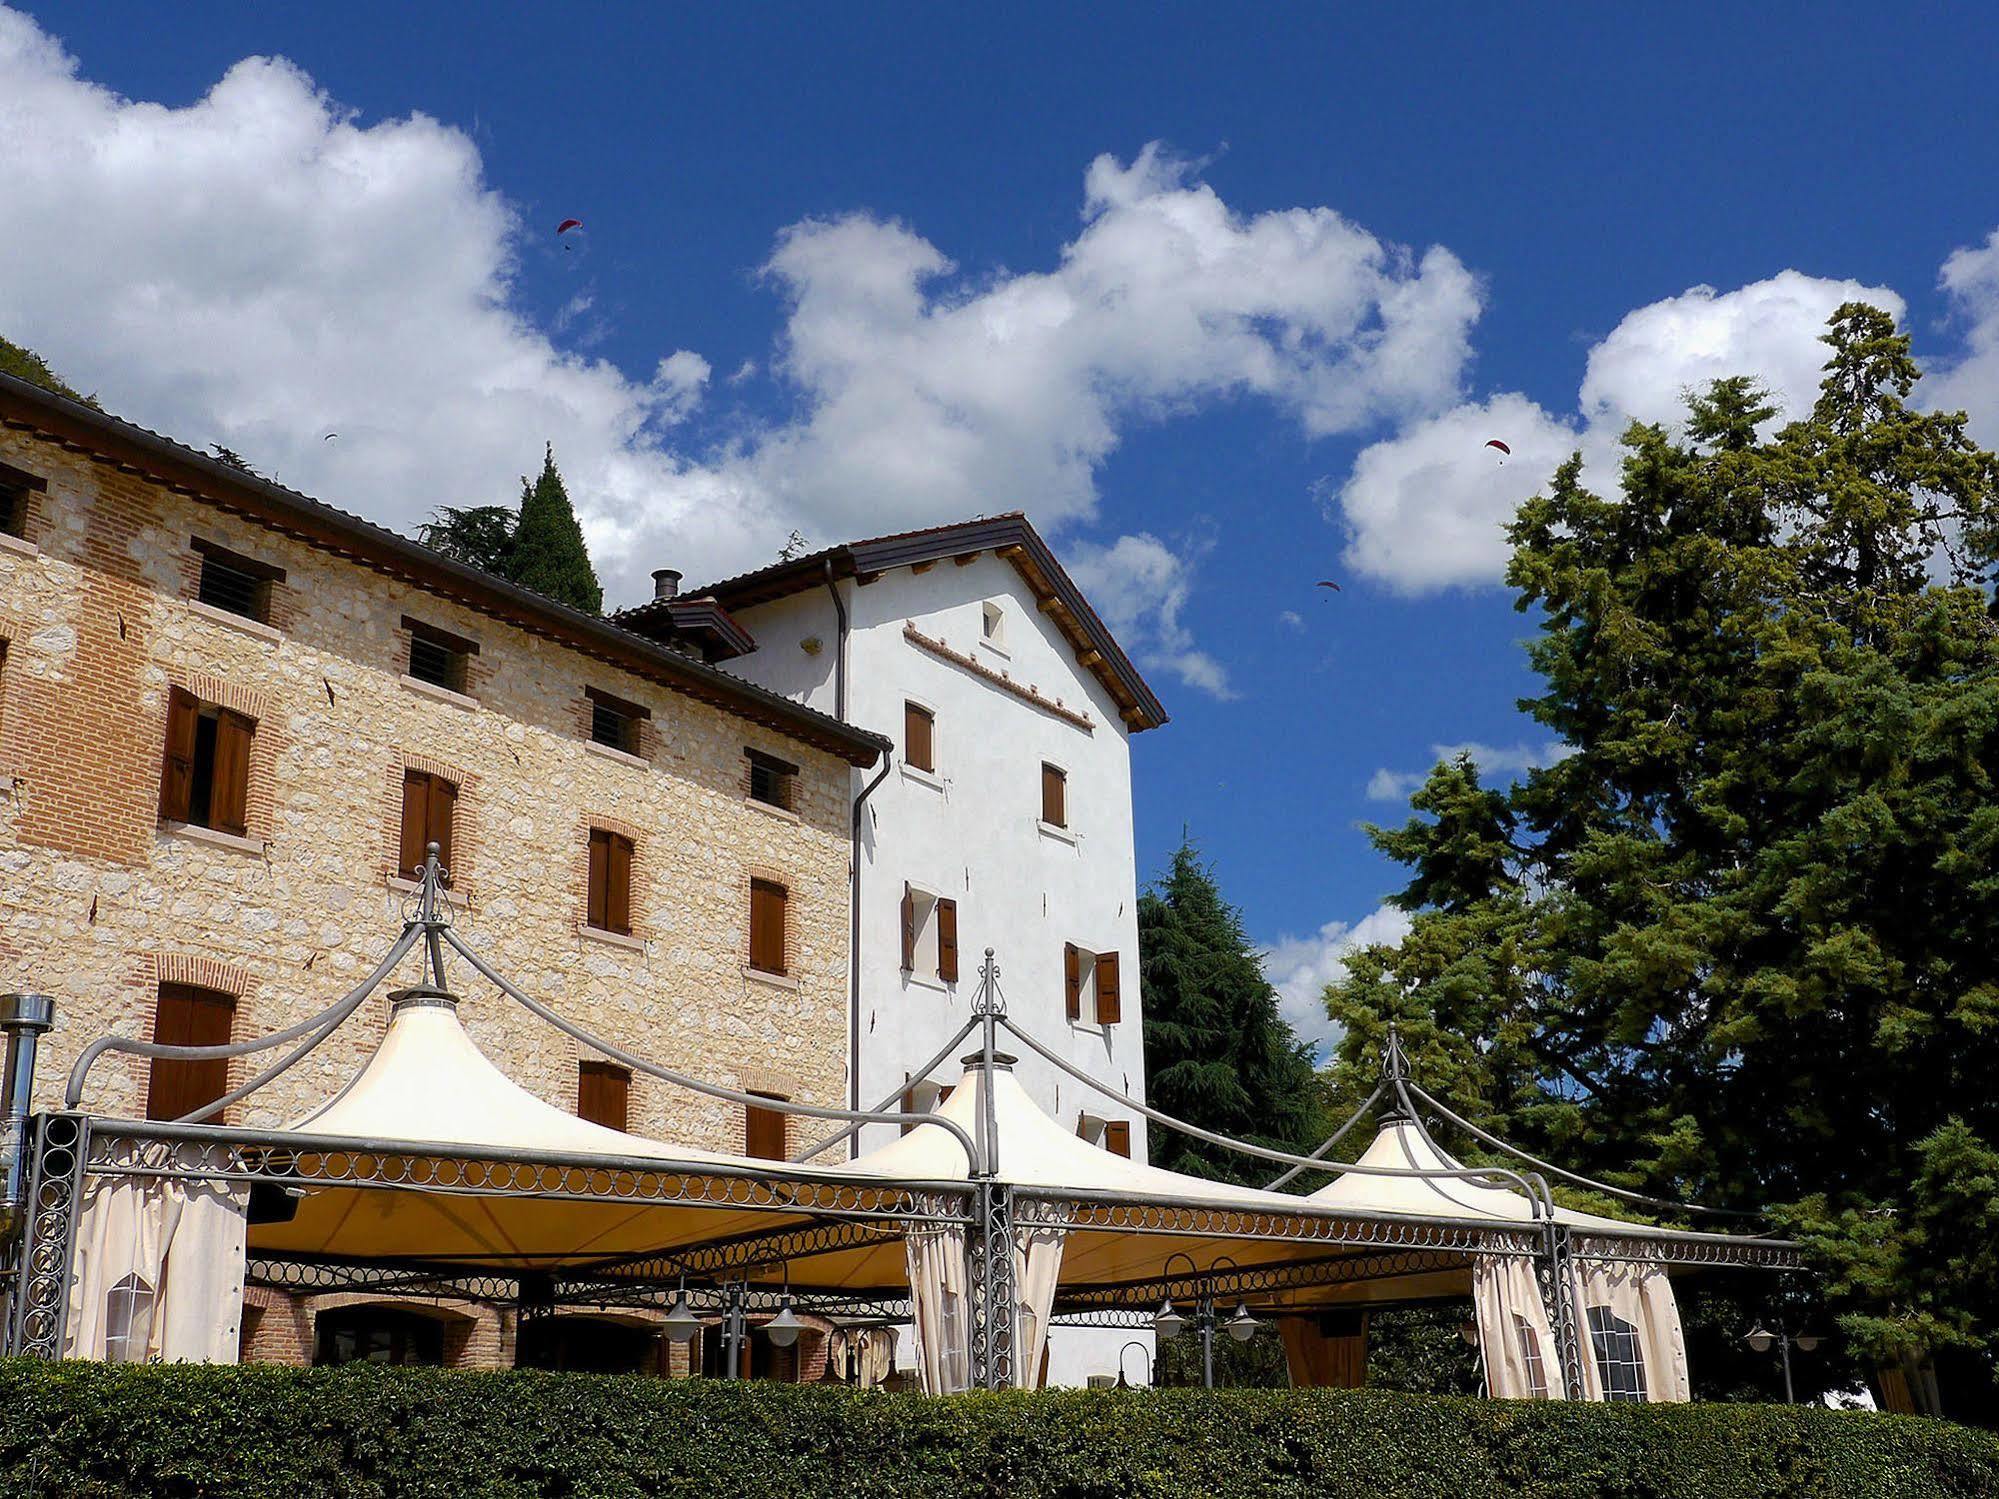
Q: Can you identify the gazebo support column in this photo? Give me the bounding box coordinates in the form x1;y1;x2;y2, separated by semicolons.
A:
965;1178;1017;1389
1538;1224;1588;1400
6;1112;88;1359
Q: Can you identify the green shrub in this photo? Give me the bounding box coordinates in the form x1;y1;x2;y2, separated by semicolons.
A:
0;1362;1993;1498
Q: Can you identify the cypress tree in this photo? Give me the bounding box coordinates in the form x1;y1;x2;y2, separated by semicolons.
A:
506;444;602;613
1138;840;1325;1183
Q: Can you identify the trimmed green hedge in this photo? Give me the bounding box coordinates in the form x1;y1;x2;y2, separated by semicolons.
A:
0;1363;1994;1498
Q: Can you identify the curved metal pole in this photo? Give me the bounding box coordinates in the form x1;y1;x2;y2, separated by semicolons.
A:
1262;1079;1388;1191
791;1012;981;1164
66;922;424;1110
1388;1072;1558;1225
1403;1080;1761;1220
442;926;984;1171
998;1014;1547;1206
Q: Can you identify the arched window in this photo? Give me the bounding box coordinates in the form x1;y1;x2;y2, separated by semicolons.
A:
105;1272;156;1364
1586;1304;1649;1402
1512;1312;1550;1399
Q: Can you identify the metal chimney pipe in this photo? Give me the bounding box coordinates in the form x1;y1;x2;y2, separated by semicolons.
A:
0;993;54;1236
652;568;681;601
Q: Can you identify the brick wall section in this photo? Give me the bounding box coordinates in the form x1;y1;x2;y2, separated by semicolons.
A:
0;425;854;1155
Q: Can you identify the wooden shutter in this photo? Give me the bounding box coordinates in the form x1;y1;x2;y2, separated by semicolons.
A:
936;898;958;983
1103;1120;1132;1158
1094;951;1121;1025
899;884;916;971
587;829;609;930
605;832;632;935
399;771;429;879
577;1061;629;1131
904;702;933;772
159;687;198;822
209;708;254;836
746;1094;788;1159
147;984;234;1122
1041;763;1066;826
1064;943;1082;1021
900;1083;918;1136
425;774;457;874
750;878;787;975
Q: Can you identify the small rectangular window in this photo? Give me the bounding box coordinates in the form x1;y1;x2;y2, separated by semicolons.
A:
981;601;1005;646
192;539;282;624
587;827;634;935
746;748;798;811
578;1060;631;1131
159;687;254;836
749;877;788;975
746;1092;789;1160
899;885;958;983
399;769;458;880
1041;763;1066;827
148;983;235;1122
403;616;477;693
904;701;935;773
586;687;648;756
0;460;46;541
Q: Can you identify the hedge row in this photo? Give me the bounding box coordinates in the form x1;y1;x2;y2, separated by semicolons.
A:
1;1362;1995;1499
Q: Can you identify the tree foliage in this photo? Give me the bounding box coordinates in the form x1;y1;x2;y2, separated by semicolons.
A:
0;334;95;406
1138;841;1326;1183
1324;306;1999;1414
417;504;519;573
507;443;603;613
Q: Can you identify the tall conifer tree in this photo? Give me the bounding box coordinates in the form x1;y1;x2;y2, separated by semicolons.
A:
507;444;602;613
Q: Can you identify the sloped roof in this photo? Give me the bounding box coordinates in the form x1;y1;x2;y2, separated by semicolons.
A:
0;372;887;766
663;515;1169;732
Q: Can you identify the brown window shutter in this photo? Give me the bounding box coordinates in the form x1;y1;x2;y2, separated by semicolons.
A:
936;898;958;983
1041;763;1066;827
147;984;234;1122
750;878;788;975
606;832;633;936
159;687;198;822
746;1094;788;1159
398;771;429;880
209;709;254;837
900;884;915;971
904;702;933;772
1064;943;1082;1021
425;774;458;874
578;1060;630;1131
1103;1120;1132;1158
586;828;609;930
900;1083;917;1136
1094;951;1121;1025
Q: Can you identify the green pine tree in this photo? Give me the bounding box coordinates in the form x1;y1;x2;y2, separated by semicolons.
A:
417;504;519;573
1138;840;1326;1184
1324;305;1999;1415
506;444;602;613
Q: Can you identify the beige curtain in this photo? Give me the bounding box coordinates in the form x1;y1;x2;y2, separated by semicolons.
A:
1568;1257;1691;1403
66;1158;248;1364
903;1223;969;1394
1279;1311;1368;1388
1011;1223;1066;1389
1472;1254;1564;1400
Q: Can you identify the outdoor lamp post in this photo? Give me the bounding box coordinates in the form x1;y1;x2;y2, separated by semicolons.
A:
764;1300;804;1349
662;1282;701;1345
1116;1340;1154;1388
1745;1326;1821;1404
1156;1253;1256;1388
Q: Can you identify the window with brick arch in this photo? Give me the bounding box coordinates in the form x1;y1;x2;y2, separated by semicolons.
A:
398;769;458;881
147;982;235;1122
745;1092;789;1160
577;1060;631;1132
586;828;634;935
159;687;254;837
748;877;788;976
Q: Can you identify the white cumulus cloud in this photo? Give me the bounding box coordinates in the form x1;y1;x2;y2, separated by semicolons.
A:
1065;531;1236;698
1261;905;1413;1057
0;4;1484;669
1365;739;1569;804
1335;271;1905;593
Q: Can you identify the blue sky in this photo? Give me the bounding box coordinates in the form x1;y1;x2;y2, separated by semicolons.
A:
6;4;1999;1044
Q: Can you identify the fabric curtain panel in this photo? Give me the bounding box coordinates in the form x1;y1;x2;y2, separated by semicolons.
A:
1472;1253;1564;1400
1569;1256;1692;1403
1278;1314;1367;1388
1011;1223;1067;1389
903;1222;970;1394
66;1150;248;1364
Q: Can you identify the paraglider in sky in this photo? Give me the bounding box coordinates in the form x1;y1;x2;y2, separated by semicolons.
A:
323;432;338;441
1485;439;1511;456
556;218;583;236
1316;579;1341;593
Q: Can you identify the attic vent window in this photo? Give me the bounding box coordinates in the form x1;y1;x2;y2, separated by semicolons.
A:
746;748;798;811
193;538;283;624
0;460;45;541
586;687;649;756
403;616;478;693
981;601;1005;648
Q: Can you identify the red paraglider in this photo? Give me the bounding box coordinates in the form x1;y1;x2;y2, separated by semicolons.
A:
1485;439;1511;456
556;218;583;235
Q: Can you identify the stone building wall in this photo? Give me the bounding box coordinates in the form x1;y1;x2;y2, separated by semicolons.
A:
0;423;857;1154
